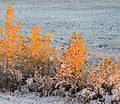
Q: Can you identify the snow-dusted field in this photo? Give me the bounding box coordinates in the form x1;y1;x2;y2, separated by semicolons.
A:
0;92;80;104
0;0;120;58
0;92;64;104
0;90;119;104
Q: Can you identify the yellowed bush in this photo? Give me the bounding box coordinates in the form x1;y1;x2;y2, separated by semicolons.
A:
87;57;120;98
26;26;56;61
0;4;24;68
57;32;88;83
0;4;57;77
0;5;120;99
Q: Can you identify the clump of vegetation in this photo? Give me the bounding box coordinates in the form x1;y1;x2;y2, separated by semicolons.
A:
0;4;58;91
0;4;24;68
0;4;119;103
57;32;88;85
87;58;120;100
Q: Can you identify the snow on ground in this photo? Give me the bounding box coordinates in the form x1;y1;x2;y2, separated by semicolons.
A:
0;91;119;104
0;0;120;58
0;93;63;104
0;92;77;104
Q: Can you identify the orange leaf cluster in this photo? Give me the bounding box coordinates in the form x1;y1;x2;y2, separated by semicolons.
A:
0;4;56;70
0;4;24;67
26;26;55;61
87;58;120;95
58;32;88;80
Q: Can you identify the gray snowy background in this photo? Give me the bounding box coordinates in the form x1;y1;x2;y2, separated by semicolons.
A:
0;0;120;58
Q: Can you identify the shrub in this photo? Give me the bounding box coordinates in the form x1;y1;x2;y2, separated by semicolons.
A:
87;58;120;99
18;26;58;77
57;32;88;85
0;4;24;69
0;4;58;91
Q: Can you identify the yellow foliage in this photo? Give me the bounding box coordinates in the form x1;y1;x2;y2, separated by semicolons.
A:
0;4;57;72
0;5;120;94
58;32;88;82
0;4;24;67
87;58;120;95
25;26;56;61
